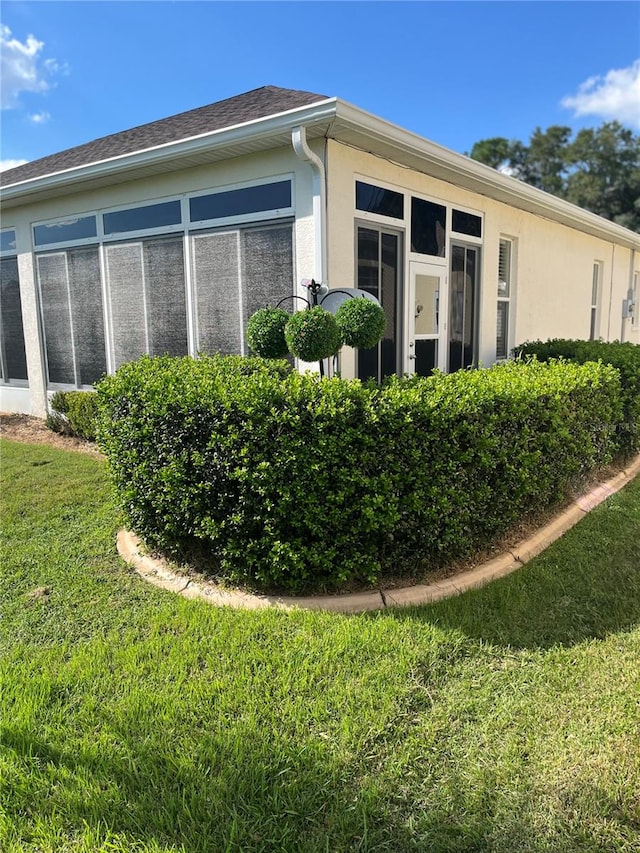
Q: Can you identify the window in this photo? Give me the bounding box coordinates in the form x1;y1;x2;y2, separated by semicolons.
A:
452;209;482;238
1;229;17;254
355;181;404;219
449;244;479;371
103;200;181;235
191;223;293;355
356;225;401;382
0;256;28;383
190;180;292;224
496;239;513;359
590;261;603;340
105;236;188;368
411;197;446;257
34;216;98;247
37;247;106;386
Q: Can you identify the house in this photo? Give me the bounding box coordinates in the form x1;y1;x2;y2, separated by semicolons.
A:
1;85;639;417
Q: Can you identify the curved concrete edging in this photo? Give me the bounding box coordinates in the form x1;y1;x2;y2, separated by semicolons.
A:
117;454;640;614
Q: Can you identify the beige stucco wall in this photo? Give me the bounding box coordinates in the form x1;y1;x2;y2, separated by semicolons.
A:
325;139;639;376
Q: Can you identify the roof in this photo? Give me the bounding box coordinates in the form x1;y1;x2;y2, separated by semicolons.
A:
1;85;638;250
0;85;328;185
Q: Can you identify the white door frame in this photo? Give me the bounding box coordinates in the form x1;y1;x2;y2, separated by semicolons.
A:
406;260;448;375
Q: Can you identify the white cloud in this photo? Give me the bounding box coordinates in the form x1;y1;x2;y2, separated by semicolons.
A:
0;24;62;110
562;60;640;129
0;159;29;172
29;110;51;124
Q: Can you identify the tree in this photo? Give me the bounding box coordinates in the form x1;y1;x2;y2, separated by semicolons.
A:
469;121;640;232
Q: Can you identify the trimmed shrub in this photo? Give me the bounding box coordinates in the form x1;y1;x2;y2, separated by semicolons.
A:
246;307;290;358
336;298;386;349
515;339;640;454
97;354;623;594
284;307;343;362
47;390;99;441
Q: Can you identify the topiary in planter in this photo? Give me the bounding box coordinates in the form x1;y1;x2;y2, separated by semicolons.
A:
285;306;343;362
246;307;290;358
336;298;386;349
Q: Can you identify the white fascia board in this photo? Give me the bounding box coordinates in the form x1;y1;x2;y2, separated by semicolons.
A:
0;98;339;204
332;100;640;251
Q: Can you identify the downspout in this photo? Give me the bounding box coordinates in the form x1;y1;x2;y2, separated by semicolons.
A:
291;125;327;284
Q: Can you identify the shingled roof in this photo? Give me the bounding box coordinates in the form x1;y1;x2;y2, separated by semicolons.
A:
1;85;328;186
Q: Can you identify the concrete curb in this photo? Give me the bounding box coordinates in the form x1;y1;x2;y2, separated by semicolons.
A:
117;453;640;614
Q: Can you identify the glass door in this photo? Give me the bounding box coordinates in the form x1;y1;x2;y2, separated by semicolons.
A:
449;244;479;371
407;261;447;375
356;225;402;382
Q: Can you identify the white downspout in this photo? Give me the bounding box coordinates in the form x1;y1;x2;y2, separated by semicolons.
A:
291;125;327;284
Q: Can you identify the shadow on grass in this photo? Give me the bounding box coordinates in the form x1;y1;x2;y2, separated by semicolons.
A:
386;478;640;650
1;724;414;853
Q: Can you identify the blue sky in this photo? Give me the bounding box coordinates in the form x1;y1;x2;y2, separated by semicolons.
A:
1;1;639;172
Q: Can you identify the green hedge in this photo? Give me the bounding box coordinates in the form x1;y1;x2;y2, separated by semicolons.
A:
514;339;640;454
47;390;100;441
96;355;623;593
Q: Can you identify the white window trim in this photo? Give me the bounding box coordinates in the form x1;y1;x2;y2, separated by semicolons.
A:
496;236;516;360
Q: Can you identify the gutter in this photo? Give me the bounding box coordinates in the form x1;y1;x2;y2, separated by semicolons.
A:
291;125;327;283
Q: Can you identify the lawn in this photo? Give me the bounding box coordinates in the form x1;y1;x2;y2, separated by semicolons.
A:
1;438;639;853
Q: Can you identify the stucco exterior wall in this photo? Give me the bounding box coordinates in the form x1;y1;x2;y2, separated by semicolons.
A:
325;139;638;376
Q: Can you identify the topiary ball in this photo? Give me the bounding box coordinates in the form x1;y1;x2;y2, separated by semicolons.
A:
284;306;343;362
336;298;386;349
246;307;290;358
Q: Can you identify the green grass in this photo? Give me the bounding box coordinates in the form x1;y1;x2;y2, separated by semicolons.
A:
1;438;639;853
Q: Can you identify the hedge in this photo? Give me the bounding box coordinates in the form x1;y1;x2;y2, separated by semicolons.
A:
47;390;100;441
96;354;623;593
514;339;640;454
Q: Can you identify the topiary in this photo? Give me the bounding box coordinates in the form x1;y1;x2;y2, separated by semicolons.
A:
284;306;343;362
246;307;290;358
336;298;386;349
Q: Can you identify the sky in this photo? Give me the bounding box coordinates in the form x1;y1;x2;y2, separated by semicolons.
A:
1;1;639;173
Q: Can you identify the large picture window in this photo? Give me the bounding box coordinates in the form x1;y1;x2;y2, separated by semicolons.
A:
0;256;28;384
192;223;293;355
37;247;106;386
105;235;188;368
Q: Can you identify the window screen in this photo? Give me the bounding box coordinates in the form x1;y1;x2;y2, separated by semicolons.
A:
192;232;243;354
106;243;148;367
0;257;28;382
241;225;293;325
105;236;188;367
37;247;106;386
452;209;482;238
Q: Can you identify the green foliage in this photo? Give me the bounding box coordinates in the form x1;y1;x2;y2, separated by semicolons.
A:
470;121;640;231
246;307;290;358
46;390;99;441
284;306;343;362
97;355;623;593
515;339;640;454
336;298;386;349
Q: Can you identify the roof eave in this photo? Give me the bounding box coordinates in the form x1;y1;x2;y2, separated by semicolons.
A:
330;100;640;251
0;98;339;206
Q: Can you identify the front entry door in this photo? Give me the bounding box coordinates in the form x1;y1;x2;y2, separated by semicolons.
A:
406;261;447;375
